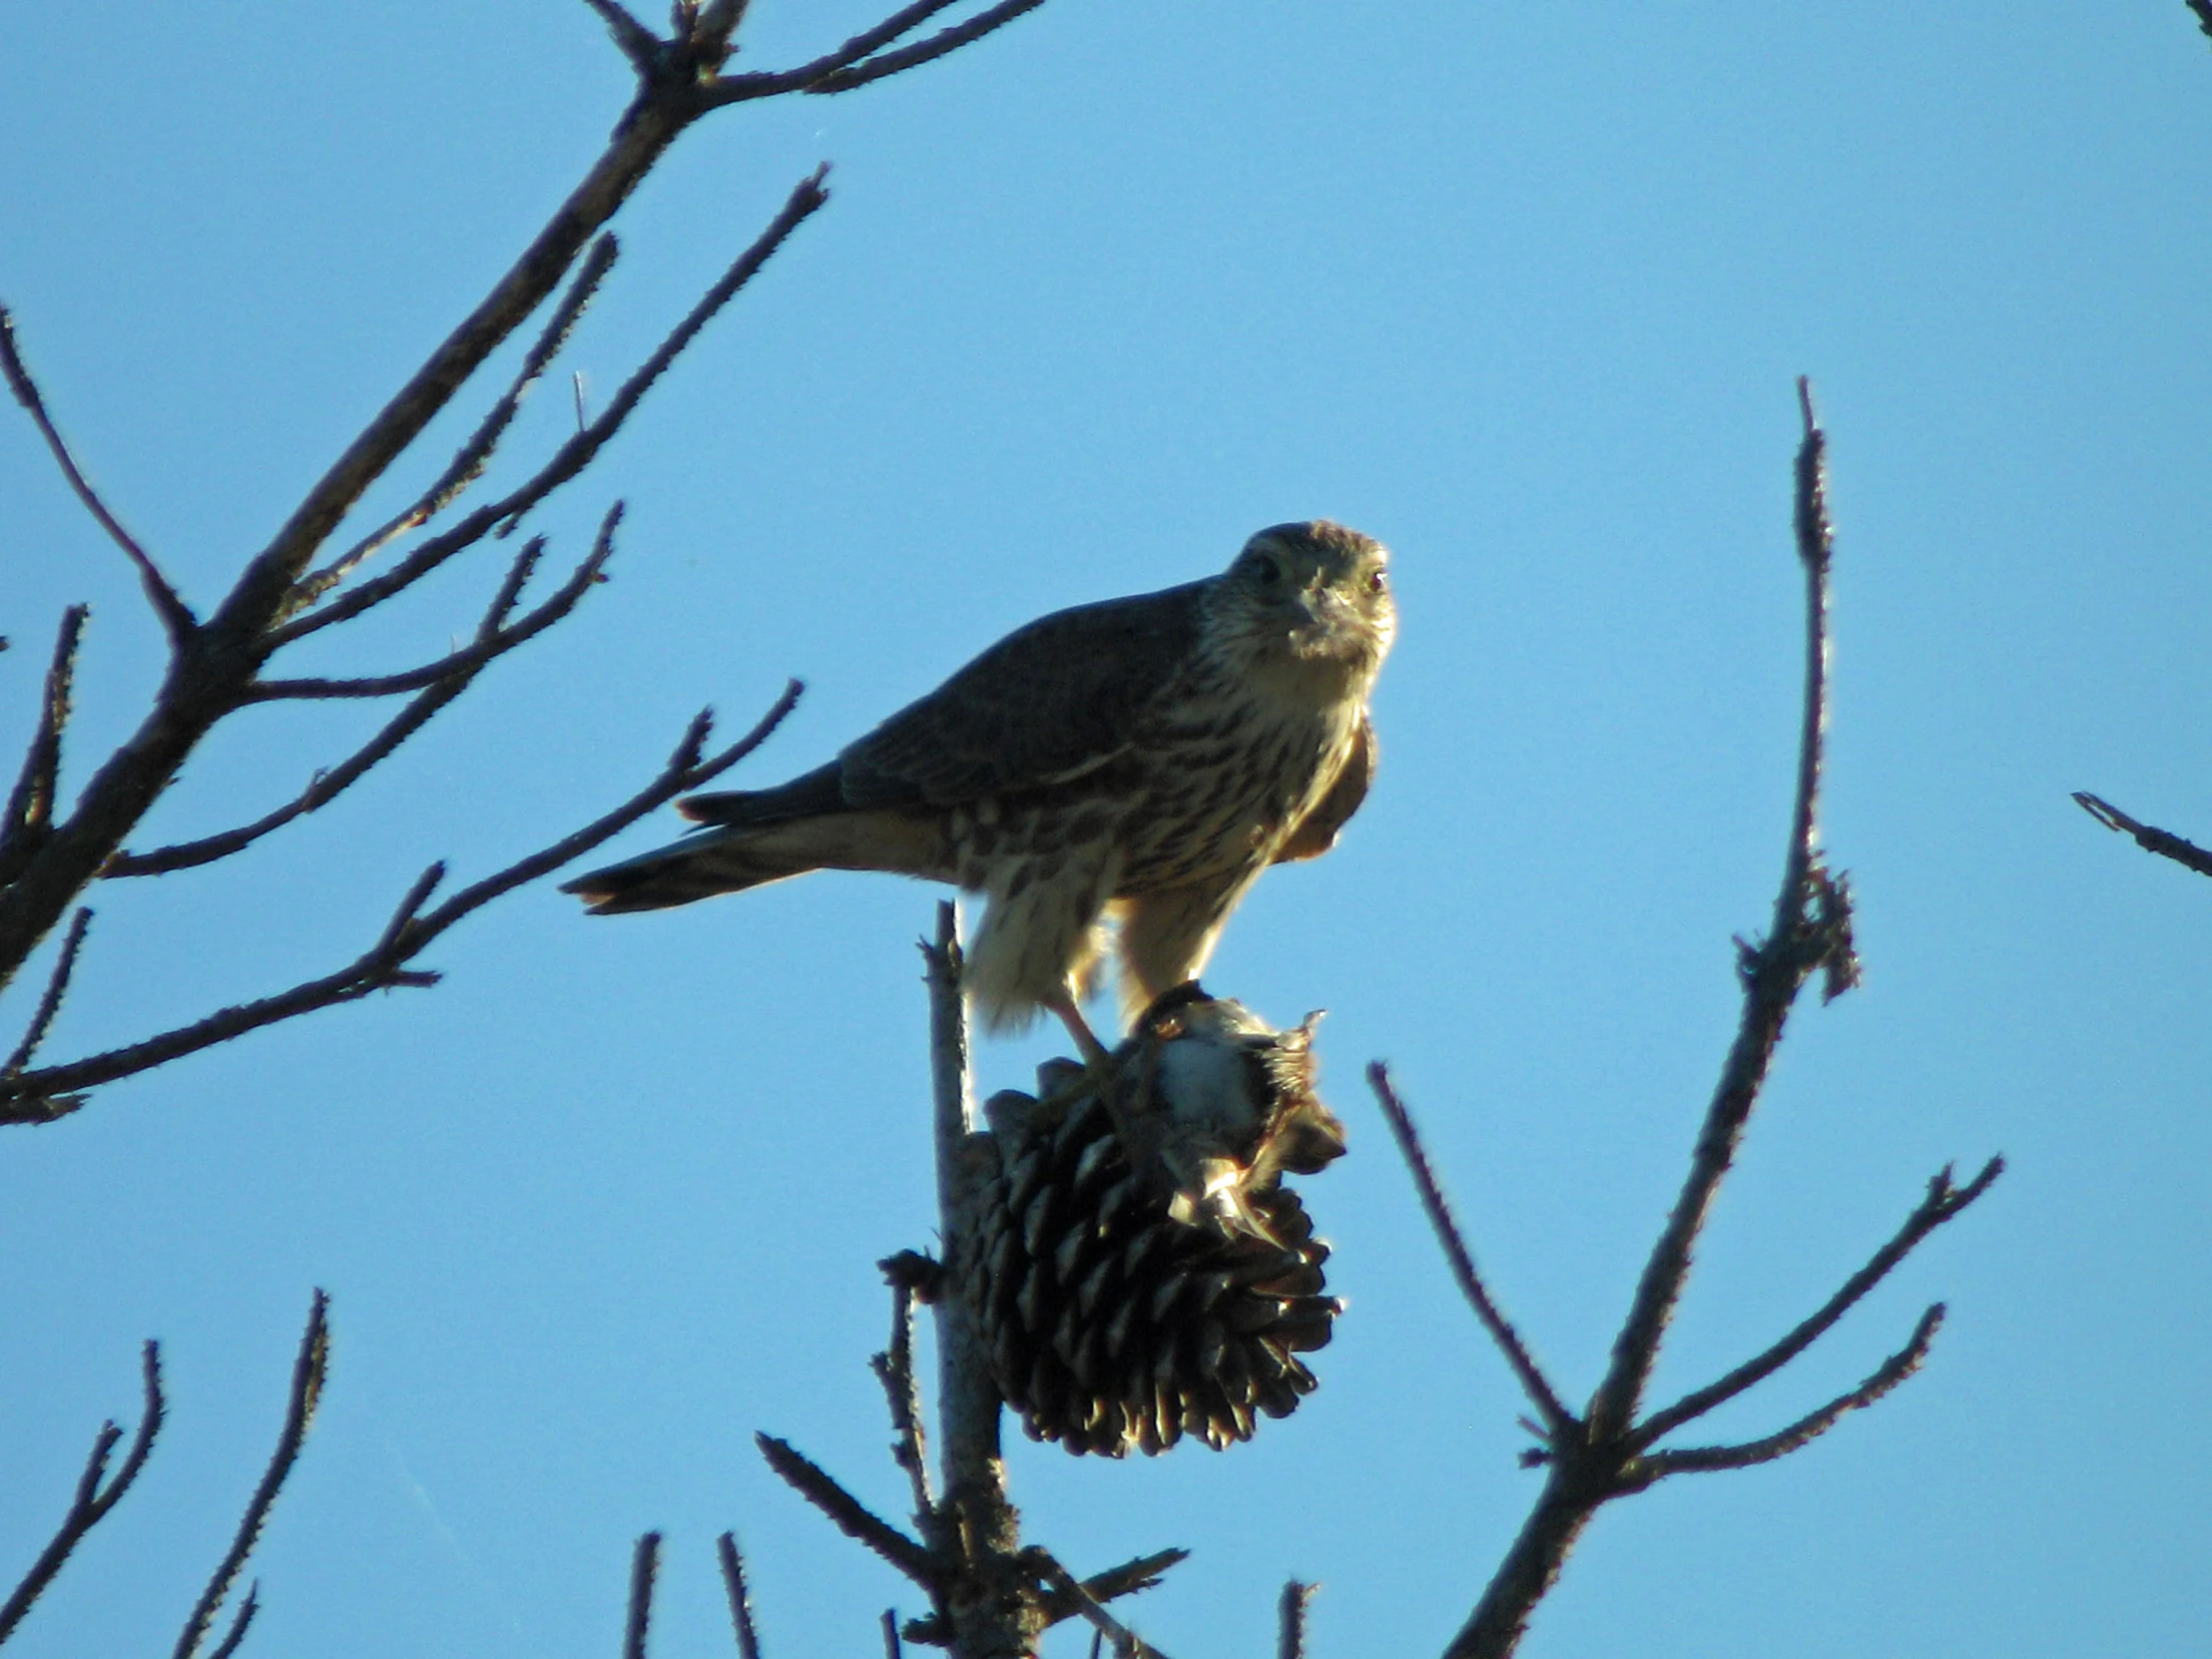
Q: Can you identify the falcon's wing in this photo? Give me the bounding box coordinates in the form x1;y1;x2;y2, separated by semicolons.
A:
834;580;1212;808
1271;714;1375;863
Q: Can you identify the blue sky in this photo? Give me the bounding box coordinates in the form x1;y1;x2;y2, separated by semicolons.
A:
4;3;2211;1655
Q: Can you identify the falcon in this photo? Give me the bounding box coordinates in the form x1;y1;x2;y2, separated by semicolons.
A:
563;521;1395;1057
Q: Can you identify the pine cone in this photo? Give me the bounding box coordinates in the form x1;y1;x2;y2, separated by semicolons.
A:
963;986;1345;1456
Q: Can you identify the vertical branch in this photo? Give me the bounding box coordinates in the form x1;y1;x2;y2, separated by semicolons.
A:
1583;377;1847;1442
0;606;88;887
0;1341;164;1644
173;1292;330;1659
623;1532;661;1659
1277;1580;1315;1659
717;1532;763;1659
920;900;1036;1658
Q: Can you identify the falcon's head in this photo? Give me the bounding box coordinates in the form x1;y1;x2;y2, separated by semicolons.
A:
1218;520;1396;677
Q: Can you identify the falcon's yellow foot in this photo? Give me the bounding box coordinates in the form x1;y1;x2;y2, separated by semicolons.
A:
1046;995;1116;1072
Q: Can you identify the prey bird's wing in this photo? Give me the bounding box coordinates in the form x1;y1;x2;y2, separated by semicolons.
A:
1272;714;1375;864
687;581;1210;827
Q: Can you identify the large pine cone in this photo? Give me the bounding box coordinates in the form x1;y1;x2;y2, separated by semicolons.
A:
963;987;1344;1456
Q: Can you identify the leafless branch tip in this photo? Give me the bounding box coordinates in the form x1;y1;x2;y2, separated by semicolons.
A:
1;309;195;642
0;1340;165;1644
173;1290;329;1659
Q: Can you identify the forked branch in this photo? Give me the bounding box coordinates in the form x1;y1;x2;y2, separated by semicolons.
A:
0;685;801;1123
0;607;87;888
1386;387;1999;1659
0;1342;164;1644
1633;1156;2003;1448
1644;1305;1945;1475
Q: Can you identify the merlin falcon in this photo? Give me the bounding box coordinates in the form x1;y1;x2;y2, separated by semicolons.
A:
563;521;1395;1054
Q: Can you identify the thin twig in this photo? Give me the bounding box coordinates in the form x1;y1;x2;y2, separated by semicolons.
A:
0;1341;165;1644
1;310;196;642
108;530;574;875
0;606;88;886
1645;1305;1945;1475
717;1532;763;1659
1369;1062;1570;1435
485;169;829;538
880;1608;901;1659
2072;791;2212;881
872;1263;935;1525
203;1585;260;1659
902;1547;1188;1645
1;685;801;1121
1583;376;1848;1442
755;1433;933;1584
581;0;663;70
290;237;622;612
706;1;963;101
3;905;92;1077
801;0;1051;95
2189;0;2212;46
174;1291;329;1659
623;1533;661;1659
266;172;828;651
1278;1580;1315;1659
253;512;614;701
1026;1550;1159;1659
1633;1157;2002;1449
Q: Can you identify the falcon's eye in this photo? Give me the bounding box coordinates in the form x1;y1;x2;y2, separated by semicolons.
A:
1250;554;1284;586
1367;568;1388;596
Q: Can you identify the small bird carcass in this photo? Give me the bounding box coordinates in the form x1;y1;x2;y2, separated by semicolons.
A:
962;985;1348;1456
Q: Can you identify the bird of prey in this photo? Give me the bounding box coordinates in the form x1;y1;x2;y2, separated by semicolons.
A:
563;520;1395;1057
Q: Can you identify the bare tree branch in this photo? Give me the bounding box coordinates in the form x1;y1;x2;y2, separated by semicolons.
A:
1644;1305;1946;1475
918;900;1044;1655
1430;386;1994;1659
873;1257;936;1527
2190;0;2212;47
1369;1062;1570;1436
202;1585;259;1659
252;513;612;702
1277;1580;1315;1659
1025;1549;1162;1659
902;1547;1188;1646
1583;375;1855;1444
0;684;800;1123
1;312;196;643
705;2;965;102
0;607;88;888
623;1532;661;1659
2072;791;2212;881
173;1291;328;1659
755;1433;933;1584
1633;1157;2002;1449
2;905;91;1079
0;1341;164;1644
704;0;1048;104
290;236;622;614
266;171;827;653
798;0;1052;96
716;1532;763;1659
880;1608;902;1659
106;531;564;877
580;0;663;73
